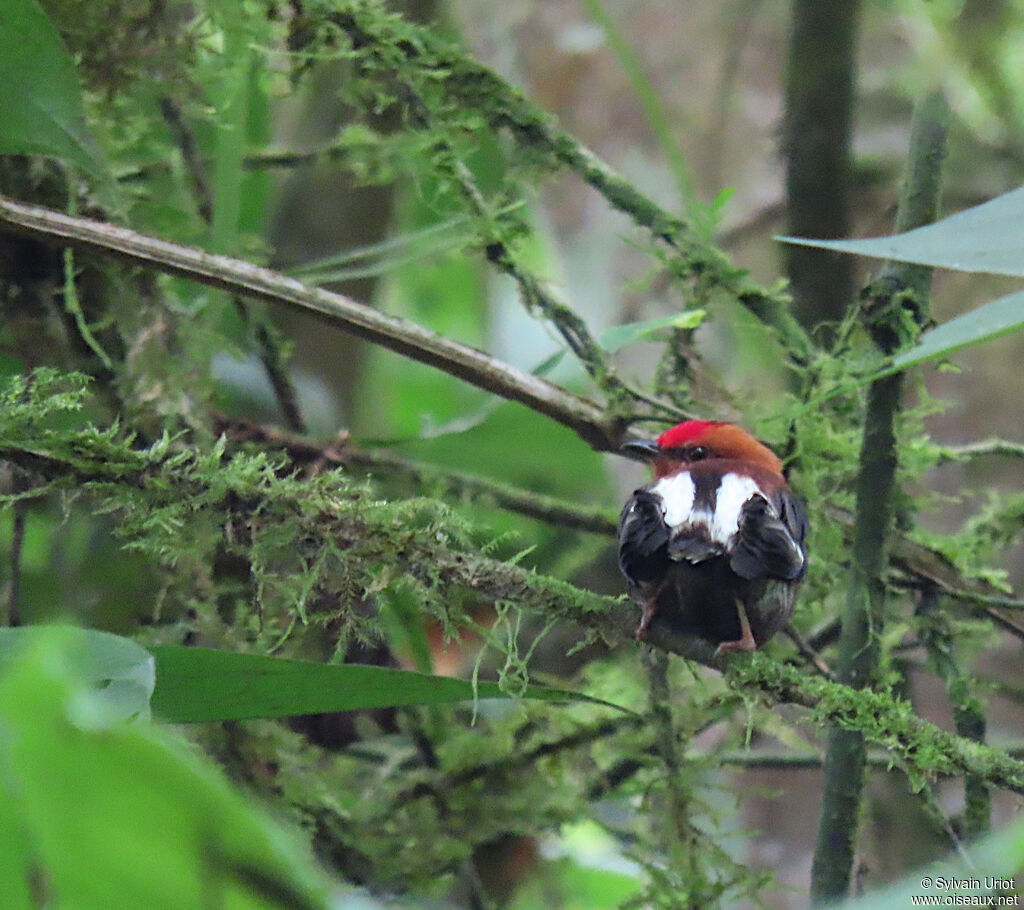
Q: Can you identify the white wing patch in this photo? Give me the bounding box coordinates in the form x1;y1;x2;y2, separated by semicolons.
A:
710;473;765;544
651;472;695;529
652;471;768;546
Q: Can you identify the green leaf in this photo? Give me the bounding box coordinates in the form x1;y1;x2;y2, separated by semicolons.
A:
598;310;706;353
0;626;154;723
150;646;627;723
0;0;107;176
777;185;1024;276
890;289;1024;373
0;627;337;909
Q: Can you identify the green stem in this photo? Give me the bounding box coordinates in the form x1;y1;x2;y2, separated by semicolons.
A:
810;91;949;905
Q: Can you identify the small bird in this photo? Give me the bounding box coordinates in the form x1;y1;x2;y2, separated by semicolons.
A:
617;420;808;653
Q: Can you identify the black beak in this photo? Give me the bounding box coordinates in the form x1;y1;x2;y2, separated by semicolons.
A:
621;439;660;461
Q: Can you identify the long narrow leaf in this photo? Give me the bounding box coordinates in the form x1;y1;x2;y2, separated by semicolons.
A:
890;289;1024;373
598;310;706;353
150;646;628;723
288;216;472;277
778;185;1024;276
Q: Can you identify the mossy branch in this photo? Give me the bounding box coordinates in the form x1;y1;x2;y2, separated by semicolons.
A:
3;375;1024;801
937;438;1024;463
329;2;814;366
216;415;1023;612
725;653;1024;796
213;414;620;536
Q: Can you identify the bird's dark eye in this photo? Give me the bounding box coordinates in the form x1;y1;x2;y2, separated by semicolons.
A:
688;446;709;461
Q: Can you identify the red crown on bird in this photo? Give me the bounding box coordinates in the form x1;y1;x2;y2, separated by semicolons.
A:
656;420;726;448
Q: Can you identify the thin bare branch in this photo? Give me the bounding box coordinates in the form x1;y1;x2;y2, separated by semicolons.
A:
0;196;622;450
938;439;1024;463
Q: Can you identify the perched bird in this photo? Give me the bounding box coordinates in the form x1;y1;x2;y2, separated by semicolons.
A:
617;420;808;653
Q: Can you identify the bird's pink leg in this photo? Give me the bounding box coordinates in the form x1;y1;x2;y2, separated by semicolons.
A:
715;600;757;654
635;592;661;640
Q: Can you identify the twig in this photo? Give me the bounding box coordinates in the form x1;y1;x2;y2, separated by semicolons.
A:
0;196;621;451
117;141;361;184
916;589;990;838
783;624;833;678
391;714;644;809
917;780;974;864
804;617;841;653
811;91;949;905
937;439;1024;463
158;97;214;223
345;450;619;535
212;413;620;535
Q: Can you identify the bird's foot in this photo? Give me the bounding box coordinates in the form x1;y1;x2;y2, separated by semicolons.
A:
714;601;757;655
635;600;658;641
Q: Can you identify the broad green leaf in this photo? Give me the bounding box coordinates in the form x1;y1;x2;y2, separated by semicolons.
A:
0;625;154;723
0;629;338;910
0;0;107;176
778;185;1024;276
890;289;1024;373
598;310;706;353
150;646;626;723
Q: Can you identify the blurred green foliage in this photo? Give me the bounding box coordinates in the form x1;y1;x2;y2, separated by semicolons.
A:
1;0;1024;907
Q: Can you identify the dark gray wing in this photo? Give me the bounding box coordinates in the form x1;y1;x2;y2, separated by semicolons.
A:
729;488;807;582
617;489;670;587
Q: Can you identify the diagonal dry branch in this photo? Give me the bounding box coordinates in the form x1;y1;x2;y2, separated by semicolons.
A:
0;196;623;451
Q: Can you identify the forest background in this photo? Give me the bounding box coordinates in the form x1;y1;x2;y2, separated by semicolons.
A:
2;0;1024;908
